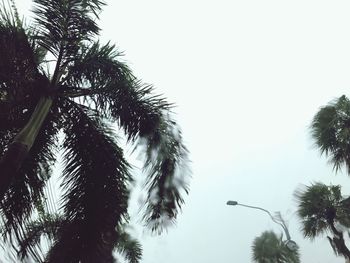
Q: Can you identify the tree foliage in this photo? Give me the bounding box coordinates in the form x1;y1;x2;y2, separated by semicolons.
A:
311;95;350;172
252;231;300;263
0;0;190;261
295;183;350;259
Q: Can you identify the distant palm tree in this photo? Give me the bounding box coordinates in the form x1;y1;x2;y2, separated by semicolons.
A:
0;0;189;262
295;183;350;260
310;95;350;172
252;231;300;263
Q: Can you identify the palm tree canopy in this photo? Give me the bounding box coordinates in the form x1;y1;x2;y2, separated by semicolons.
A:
295;183;350;259
0;0;190;262
311;95;350;172
252;231;300;263
295;183;350;238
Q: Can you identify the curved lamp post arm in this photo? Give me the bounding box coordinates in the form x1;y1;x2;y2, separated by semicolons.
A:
227;201;291;240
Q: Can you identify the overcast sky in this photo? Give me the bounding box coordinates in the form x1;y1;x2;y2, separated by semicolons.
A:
15;1;350;262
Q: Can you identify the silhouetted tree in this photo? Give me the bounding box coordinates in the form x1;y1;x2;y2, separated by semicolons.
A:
0;0;189;262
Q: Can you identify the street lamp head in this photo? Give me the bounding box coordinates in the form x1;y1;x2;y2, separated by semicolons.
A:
226;200;238;206
284;239;298;252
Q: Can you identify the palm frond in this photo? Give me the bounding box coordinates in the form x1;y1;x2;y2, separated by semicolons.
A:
116;228;142;263
311;95;350;172
62;41;171;140
32;0;104;68
46;98;131;262
300;217;328;239
1;103;59;238
294;183;347;237
141;118;190;232
0;0;19;28
18;212;63;260
62;41;190;232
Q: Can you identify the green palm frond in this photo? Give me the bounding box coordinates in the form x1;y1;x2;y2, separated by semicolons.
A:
311;95;350;172
300;216;328;239
294;183;343;238
295;183;350;259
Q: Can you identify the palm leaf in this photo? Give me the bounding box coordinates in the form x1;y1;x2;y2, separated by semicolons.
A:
311;95;350;172
18;212;63;261
46;98;131;262
1;103;59;231
61;41;190;232
116;228;142;263
62;41;171;140
32;0;103;70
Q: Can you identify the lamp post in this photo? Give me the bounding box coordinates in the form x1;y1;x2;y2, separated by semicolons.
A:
226;200;298;251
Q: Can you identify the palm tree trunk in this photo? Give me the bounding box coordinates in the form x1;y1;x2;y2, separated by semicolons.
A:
0;96;52;199
330;222;350;260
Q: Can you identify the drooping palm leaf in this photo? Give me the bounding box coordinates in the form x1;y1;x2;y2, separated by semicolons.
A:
62;41;171;139
46;98;131;262
116;227;142;263
61;41;190;231
18;212;63;260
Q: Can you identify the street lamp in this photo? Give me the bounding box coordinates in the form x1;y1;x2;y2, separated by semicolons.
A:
226;200;298;251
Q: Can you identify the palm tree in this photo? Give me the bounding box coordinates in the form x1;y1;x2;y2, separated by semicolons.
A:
252;231;300;263
0;0;189;262
311;95;350;172
295;183;350;260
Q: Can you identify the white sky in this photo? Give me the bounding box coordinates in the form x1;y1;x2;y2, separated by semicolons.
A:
15;0;350;262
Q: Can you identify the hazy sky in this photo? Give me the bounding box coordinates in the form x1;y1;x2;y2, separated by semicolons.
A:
15;1;350;262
